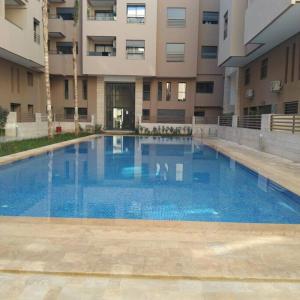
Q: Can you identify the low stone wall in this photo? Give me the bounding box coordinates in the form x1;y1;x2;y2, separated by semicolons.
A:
217;126;300;162
193;124;218;138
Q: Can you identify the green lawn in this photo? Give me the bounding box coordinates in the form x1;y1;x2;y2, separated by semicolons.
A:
0;133;92;157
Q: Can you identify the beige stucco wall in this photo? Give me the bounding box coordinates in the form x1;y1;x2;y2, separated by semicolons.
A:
218;0;248;66
142;78;196;124
50;76;95;116
0;0;44;68
82;0;157;76
156;0;199;78
0;58;44;117
244;0;295;43
239;33;300;114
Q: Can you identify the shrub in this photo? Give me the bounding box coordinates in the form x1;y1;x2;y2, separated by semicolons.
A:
0;106;9;134
95;124;103;134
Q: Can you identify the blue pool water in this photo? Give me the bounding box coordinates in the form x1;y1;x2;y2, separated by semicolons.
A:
0;136;300;224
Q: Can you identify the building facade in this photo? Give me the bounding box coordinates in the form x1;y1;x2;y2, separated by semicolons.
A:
0;0;45;122
218;0;300;116
47;0;223;129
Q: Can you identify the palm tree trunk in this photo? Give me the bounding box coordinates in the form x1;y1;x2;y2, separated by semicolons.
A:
42;0;53;138
73;25;79;136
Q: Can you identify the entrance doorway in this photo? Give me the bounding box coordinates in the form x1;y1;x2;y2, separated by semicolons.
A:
106;83;135;130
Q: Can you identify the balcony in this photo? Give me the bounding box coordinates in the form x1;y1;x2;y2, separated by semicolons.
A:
87;36;116;57
48;16;65;38
5;0;27;7
49;52;78;75
87;0;116;21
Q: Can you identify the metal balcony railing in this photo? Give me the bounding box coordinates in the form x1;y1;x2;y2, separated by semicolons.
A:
34;32;40;44
166;54;184;62
20;113;36;123
127;16;145;24
271;115;300;134
238;115;262;130
218;115;233;127
88;49;116;57
55;114;92;122
88;14;115;21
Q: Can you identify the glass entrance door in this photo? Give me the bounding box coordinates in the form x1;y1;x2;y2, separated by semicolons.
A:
106;83;135;130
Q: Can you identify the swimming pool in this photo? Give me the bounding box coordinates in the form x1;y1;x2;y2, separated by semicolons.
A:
0;136;299;224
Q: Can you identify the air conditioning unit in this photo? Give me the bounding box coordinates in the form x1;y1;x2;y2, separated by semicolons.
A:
245;89;254;99
270;80;283;93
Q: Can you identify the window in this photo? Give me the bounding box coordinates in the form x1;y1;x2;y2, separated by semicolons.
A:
194;110;205;117
157;109;185;123
93;42;115;56
57;8;75;20
142;109;150;121
291;43;296;82
178;82;186;102
244;68;250;85
196;82;214;94
82;79;88;100
166;43;185;62
28;105;34;114
260;58;268;79
16;69;20;93
127;5;145;23
167;8;186;27
285;47;289;84
224;11;228;40
166;82;171;101
33;19;40;44
27;72;33;87
203;11;219;24
57;42;76;54
126;40;145;60
201;46;218;59
284;101;298;114
158;81;162;101
64;79;69;100
143;82;150;101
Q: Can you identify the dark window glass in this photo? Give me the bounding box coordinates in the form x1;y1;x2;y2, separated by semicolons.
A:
158;81;162;101
157;109;185;124
57;7;75;20
143;82;150;101
82;79;88;100
224;11;228;40
260;58;268;79
284;101;298;114
203;11;219;24
27;72;34;86
142;109;150;121
194;111;205;117
64;79;69;99
196;81;214;94
201;46;218;59
244;68;250;85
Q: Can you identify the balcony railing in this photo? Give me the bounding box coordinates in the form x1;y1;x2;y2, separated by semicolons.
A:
55;114;92;122
167;19;186;27
271;115;300;134
238;115;262;130
20;113;36;123
34;32;40;44
219;115;233;127
127;17;145;24
88;50;116;57
194;116;218;125
166;54;184;62
88;14;115;21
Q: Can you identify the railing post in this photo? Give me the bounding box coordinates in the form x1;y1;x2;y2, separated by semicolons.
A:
292;115;296;134
217;116;220;126
261;114;272;132
232;115;238;128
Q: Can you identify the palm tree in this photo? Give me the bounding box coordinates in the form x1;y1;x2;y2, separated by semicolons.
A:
73;0;80;136
42;0;53;138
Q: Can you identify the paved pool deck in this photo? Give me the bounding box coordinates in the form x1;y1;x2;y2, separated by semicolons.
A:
0;137;300;298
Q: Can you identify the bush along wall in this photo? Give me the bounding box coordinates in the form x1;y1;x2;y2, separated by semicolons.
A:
0;106;9;136
136;125;192;136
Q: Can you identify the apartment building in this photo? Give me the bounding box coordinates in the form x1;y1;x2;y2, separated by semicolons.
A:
218;0;300;116
0;0;45;121
48;0;223;130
